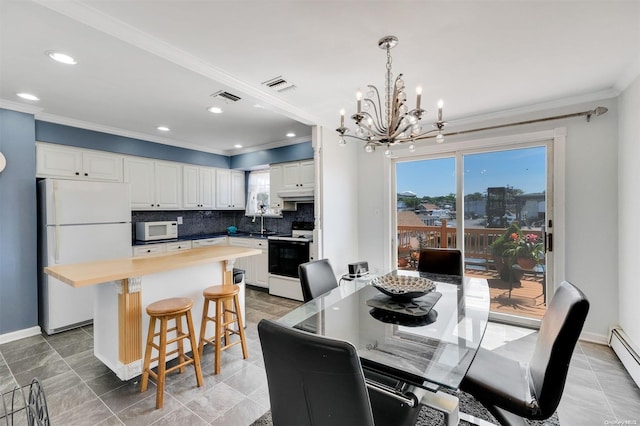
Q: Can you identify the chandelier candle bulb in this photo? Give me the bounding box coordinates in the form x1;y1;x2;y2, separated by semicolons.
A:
340;109;345;127
438;100;444;122
416;87;422;110
356;91;362;113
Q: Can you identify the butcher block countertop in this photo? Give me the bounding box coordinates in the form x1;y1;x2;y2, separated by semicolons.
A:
45;245;261;288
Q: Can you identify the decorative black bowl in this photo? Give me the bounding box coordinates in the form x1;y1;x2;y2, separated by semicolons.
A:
371;274;435;302
369;308;438;327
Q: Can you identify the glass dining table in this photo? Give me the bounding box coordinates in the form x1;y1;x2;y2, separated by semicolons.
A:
276;270;490;425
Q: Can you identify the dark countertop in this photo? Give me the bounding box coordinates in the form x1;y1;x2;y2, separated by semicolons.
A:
132;231;284;246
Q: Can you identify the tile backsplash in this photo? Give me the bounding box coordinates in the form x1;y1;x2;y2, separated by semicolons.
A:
131;203;314;241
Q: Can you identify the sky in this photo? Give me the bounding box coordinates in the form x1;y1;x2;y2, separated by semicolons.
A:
396;146;546;197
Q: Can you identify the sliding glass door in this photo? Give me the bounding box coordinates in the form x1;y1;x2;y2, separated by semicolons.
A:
396;143;551;325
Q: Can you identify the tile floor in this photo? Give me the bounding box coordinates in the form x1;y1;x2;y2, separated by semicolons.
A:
1;287;639;425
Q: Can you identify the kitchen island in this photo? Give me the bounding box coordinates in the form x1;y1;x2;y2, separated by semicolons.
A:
45;245;260;380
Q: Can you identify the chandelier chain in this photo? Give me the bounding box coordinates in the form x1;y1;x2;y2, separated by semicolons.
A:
386;44;393;139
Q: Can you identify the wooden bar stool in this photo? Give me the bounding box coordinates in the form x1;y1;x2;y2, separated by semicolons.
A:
198;284;248;374
141;297;203;409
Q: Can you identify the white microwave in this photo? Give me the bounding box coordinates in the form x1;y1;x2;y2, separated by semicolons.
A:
135;221;178;241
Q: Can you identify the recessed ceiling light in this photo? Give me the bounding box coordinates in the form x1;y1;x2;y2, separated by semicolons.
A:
17;93;39;101
234;144;243;149
46;51;77;65
157;126;170;132
286;132;296;137
207;107;223;114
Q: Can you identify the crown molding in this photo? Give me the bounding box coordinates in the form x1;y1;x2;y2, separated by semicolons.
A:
227;135;311;156
0;99;43;115
449;88;620;128
614;54;640;93
35;113;228;156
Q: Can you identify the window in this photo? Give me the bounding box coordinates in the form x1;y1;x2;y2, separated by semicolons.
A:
245;170;273;216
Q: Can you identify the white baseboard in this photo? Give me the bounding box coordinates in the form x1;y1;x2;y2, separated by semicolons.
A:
579;331;609;345
0;326;42;345
609;327;640;387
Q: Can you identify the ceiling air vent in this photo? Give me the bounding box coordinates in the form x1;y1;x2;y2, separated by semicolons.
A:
210;90;241;102
262;76;296;93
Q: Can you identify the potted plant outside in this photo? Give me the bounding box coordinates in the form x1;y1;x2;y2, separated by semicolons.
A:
490;223;521;282
505;232;544;269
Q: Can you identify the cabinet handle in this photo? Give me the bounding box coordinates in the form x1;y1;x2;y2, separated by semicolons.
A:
84;173;88;176
75;172;80;175
147;249;151;253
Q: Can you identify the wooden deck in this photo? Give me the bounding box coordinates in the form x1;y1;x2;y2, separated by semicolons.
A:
465;268;546;320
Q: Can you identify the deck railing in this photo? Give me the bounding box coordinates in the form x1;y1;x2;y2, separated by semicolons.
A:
398;220;543;264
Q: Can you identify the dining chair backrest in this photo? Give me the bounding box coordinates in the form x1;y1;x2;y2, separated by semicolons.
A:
258;319;375;426
460;280;589;424
529;280;590;418
417;248;463;275
298;258;339;302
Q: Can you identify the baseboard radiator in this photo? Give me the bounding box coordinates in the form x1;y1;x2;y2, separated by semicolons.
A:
609;327;640;387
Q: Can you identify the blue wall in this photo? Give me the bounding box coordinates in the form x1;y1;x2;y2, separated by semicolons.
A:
231;142;313;169
36;121;313;169
36;121;231;168
0;110;37;334
0;115;313;337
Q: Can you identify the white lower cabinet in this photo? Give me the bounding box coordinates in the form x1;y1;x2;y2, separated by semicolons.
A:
192;237;227;247
132;244;167;257
228;237;268;288
166;241;192;252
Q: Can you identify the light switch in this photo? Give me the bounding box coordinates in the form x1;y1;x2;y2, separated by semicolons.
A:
177;216;183;225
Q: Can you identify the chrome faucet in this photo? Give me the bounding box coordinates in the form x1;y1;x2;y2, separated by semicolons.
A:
258;203;267;235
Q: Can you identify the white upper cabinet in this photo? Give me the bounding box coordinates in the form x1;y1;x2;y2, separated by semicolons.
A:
282;160;315;190
155;161;182;209
215;169;245;210
124;157;154;209
231;170;246;209
36;142;123;182
124;157;182;210
37;142;251;212
269;164;284;209
183;165;215;209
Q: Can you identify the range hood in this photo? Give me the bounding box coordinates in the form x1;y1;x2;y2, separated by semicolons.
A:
277;188;314;202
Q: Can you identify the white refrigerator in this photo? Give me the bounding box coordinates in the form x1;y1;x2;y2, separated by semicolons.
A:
38;178;131;334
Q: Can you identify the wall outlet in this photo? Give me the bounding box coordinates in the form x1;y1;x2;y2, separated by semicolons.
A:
177;216;183;225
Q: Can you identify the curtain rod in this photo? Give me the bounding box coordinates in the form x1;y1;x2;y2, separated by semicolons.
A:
416;106;608;141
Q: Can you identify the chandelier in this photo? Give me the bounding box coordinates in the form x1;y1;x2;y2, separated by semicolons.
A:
336;35;446;156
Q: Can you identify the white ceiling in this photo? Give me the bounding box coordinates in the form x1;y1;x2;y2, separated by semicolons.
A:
1;1;639;156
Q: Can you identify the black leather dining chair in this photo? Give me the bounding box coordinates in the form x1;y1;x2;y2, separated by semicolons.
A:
258;319;422;426
459;280;589;426
298;258;339;302
417;248;463;275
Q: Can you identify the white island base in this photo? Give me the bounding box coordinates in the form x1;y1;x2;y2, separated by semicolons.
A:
94;262;224;380
44;245;260;381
